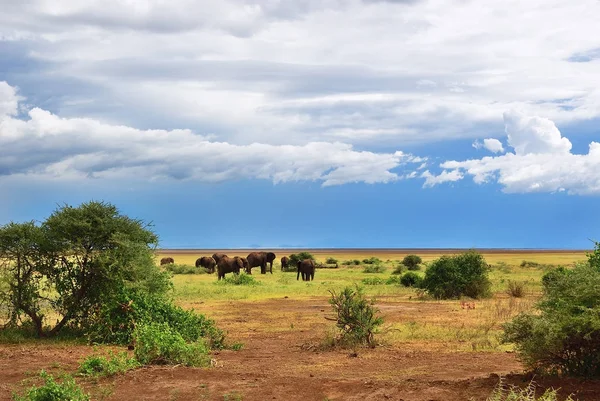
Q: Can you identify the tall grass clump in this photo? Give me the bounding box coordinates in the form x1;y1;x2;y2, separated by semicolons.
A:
506;280;526;298
327;285;383;348
362;264;386;273
421;250;491;299
503;242;600;377
13;371;90;401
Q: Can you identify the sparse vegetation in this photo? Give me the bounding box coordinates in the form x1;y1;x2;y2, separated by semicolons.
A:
362;264;386;273
421;250;492;299
506;280;526;298
362;257;382;265
327;285;383;347
390;265;406;275
484;378;575;401
12;370;90;401
164;263;207;275
361;277;385;285
215;273;259;286
78;351;140;377
402;254;422;270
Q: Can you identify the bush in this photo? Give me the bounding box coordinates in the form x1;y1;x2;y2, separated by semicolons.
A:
506;280;526;298
485;378;575;401
421;250;491;299
362;264;386;273
325;257;338;264
400;272;423;288
286;252;315;271
385;276;402;285
164;264;206;275
520;260;540;268
78;351;140;377
13;370;90;401
328;286;383;347
133;322;210;367
342;259;362;266
215;273;259;286
390;265;406;275
362;257;382;265
86;288;225;349
503;242;600;377
402;255;422;270
361;277;385;285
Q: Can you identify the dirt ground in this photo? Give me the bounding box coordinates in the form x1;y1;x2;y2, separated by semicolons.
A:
3;298;600;401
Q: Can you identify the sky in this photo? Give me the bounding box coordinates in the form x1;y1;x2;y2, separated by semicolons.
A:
1;0;599;249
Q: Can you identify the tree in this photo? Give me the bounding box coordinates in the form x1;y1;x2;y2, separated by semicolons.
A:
421;250;491;299
401;254;422;270
0;201;170;337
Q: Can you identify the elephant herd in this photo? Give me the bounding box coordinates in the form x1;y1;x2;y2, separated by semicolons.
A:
160;252;315;281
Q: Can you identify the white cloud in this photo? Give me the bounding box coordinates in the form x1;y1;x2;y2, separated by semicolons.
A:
424;112;600;194
483;138;504;154
0;82;419;186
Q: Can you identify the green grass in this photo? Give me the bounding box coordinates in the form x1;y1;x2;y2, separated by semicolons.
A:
78;351;140;378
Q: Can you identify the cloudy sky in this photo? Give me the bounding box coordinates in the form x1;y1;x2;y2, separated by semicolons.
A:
1;0;599;248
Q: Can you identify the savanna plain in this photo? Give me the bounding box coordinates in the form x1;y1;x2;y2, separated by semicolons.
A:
2;249;599;401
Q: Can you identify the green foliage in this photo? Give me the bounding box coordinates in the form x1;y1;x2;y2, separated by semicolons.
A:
0;201;170;338
133;322;210;366
484;378;575;401
362;257;382;265
328;285;383;347
362;264;385;273
503;243;600;377
164;264;206;275
361;277;385;285
287;252;315;268
325;257;338;264
385;276;402;285
215;273;259;286
86;288;225;349
342;259;362;266
520;260;541;268
390;265;406;275
78;351;140;377
12;370;90;401
506;280;526;298
421;250;491;299
402;255;422;270
400;272;423;288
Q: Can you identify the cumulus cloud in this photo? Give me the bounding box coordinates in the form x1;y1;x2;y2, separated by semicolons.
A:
473;138;504;153
0;82;419;186
424;112;600;194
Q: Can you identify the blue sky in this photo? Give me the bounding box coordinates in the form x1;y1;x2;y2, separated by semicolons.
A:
1;0;599;249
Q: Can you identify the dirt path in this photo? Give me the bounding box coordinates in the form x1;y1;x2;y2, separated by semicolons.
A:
2;298;600;400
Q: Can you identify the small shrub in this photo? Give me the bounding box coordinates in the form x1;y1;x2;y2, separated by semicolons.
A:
506;280;526;298
215;273;259;286
342;259;362;266
541;266;569;288
361;277;385;285
325;257;338;264
390;265;406;275
362;257;382;265
362;264;386;273
13;370;90;401
385;276;402;285
78;351;140;377
402;255;422;270
485;378;575;401
133;322;210;367
164;264;206;275
328;285;383;347
520;260;540;268
421;250;491;299
400;272;423;287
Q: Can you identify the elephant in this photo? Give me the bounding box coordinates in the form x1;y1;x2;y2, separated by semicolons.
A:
212;253;227;264
246;251;276;274
160;257;174;265
281;256;290;271
297;259;315;281
217;256;244;280
196;256;216;273
240;257;249;273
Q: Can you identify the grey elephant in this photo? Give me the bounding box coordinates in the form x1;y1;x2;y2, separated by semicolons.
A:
280;256;290;271
297;259;315;281
246;251;276;274
217;256;244;280
212;253;227;264
160;257;174;265
196;256;216;273
240;257;249;273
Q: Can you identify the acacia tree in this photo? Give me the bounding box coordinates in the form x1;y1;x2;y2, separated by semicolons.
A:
0;201;170;337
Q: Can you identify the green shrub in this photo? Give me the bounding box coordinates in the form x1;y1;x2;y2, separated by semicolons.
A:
133;322;210;367
78;351;140;377
215;273;259;286
13;370;90;401
342;259;362;266
390;265;406;275
328;286;383;347
325;257;338;264
421;250;491;299
506;280;526;298
485;378;575;401
520;260;540;268
385;276;402;285
86;288;225;349
362;264;386;273
164;264;206;275
362;257;382;265
400;272;423;288
503;243;600;377
361;277;385;285
402;255;422;270
287;252;315;268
